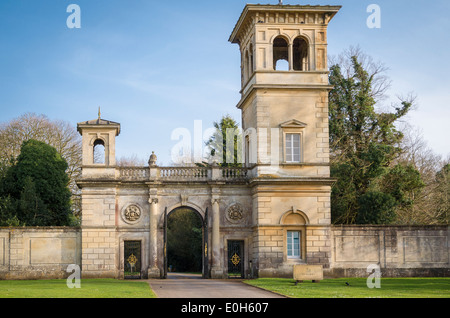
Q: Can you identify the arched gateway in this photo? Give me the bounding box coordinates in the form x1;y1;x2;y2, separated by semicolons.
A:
76;4;340;279
164;206;208;279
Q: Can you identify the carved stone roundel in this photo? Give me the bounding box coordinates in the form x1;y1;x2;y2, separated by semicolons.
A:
124;205;141;223
226;203;244;224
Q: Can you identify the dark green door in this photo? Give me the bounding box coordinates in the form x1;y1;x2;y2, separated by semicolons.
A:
124;241;141;279
228;240;244;278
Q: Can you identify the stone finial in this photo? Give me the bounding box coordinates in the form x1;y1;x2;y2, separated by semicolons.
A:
148;151;157;166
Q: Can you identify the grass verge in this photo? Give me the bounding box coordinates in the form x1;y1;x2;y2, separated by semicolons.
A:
244;277;450;298
0;279;156;298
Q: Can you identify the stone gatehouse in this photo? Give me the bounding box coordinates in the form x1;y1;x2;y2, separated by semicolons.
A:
0;4;448;280
76;3;340;279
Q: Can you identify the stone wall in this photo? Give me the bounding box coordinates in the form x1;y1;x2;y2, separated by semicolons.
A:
0;227;81;280
328;225;450;277
0;225;448;279
80;187;118;278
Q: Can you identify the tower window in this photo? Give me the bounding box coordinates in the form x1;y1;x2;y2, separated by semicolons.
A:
243;45;254;83
287;231;301;259
285;133;301;163
93;139;105;164
273;36;289;71
249;43;254;77
244;50;249;82
245;135;250;166
293;37;309;71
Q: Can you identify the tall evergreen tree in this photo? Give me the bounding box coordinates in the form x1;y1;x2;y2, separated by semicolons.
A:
0;113;82;219
206;115;242;167
0;139;72;226
328;50;419;224
17;177;50;226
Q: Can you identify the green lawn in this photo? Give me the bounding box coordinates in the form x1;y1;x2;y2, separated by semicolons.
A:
2;277;449;298
0;279;156;298
244;277;450;298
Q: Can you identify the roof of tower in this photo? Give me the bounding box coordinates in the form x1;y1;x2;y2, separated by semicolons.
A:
229;4;342;44
77;118;121;136
77;107;121;135
77;118;120;126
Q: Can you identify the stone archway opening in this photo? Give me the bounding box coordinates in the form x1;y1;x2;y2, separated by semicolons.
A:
166;207;204;275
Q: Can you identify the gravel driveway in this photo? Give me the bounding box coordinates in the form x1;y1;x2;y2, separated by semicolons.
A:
147;273;286;298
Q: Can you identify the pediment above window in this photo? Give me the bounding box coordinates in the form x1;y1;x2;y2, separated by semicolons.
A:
280;119;307;128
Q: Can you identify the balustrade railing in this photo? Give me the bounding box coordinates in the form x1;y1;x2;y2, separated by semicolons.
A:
118;166;248;182
120;167;149;180
221;167;248;180
159;167;209;180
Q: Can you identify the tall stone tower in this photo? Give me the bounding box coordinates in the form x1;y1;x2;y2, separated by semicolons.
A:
229;4;340;276
77;115;121;278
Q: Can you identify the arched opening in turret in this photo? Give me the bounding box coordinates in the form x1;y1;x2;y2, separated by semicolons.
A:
249;43;254;77
93;139;105;164
293;37;309;71
273;36;289;71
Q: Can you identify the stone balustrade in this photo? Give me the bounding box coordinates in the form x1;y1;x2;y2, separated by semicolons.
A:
119;167;149;179
159;167;209;180
220;167;249;180
118;166;249;182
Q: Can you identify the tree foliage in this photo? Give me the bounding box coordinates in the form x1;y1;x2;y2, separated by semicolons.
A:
328;49;422;224
380;164;425;209
356;191;397;224
167;208;203;272
0;139;72;226
433;164;450;224
0;195;21;226
17;177;50;226
0;113;82;218
393;124;449;225
205;115;242;167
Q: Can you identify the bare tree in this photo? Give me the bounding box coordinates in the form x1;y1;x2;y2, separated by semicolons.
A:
394;123;447;224
0;113;82;218
116;154;147;167
433;158;450;225
328;46;392;104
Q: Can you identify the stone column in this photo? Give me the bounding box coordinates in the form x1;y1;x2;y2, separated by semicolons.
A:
148;196;160;278
210;197;223;278
288;43;293;71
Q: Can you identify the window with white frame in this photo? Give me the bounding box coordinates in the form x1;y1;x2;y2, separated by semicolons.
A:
285;133;301;163
287;230;301;259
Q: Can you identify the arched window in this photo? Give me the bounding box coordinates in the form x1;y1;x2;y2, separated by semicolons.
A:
273;36;289;71
281;210;308;261
249;43;254;77
244;49;249;81
93;139;105;164
293;37;309;71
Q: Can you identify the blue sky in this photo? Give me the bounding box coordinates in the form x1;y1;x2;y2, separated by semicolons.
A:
0;0;449;165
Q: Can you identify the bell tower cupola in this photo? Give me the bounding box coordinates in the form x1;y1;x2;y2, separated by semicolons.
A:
229;4;340;177
77;110;121;177
229;4;340;88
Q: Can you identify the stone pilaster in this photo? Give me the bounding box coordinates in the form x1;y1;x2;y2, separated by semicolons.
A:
210;196;223;278
147;191;160;278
